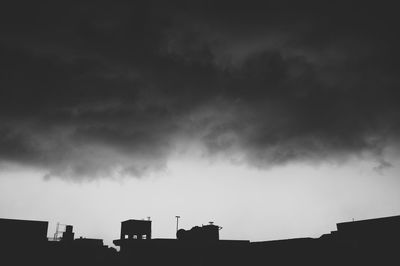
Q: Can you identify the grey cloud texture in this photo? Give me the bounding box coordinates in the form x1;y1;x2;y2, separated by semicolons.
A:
0;1;399;180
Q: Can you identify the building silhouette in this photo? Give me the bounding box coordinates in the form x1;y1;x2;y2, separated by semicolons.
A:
1;214;400;266
120;219;152;240
177;222;221;241
0;218;48;244
62;225;74;242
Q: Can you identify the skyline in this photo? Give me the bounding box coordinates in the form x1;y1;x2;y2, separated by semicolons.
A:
2;156;400;247
3;213;400;266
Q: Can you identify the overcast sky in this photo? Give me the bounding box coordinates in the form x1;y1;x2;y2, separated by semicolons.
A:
1;1;400;247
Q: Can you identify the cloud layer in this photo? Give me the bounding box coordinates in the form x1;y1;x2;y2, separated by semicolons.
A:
1;1;399;179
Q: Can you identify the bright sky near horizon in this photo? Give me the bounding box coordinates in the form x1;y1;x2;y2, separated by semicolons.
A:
1;155;400;248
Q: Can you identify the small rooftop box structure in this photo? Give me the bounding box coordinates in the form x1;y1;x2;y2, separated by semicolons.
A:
120;219;152;240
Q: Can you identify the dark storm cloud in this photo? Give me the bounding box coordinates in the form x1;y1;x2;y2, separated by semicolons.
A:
0;1;399;179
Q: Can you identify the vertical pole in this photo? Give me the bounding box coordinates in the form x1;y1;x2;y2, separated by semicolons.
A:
175;216;180;234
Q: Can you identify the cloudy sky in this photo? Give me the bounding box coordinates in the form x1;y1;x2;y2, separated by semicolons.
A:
1;1;400;246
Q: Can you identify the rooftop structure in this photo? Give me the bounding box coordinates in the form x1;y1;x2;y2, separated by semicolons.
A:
120;219;152;240
177;222;221;241
0;218;48;245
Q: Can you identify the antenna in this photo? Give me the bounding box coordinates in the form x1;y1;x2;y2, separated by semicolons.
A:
52;222;67;241
175;216;180;234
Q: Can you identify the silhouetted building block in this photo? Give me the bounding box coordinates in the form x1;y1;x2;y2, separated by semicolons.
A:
61;225;74;242
0;218;48;245
114;219;249;266
335;215;400;244
114;219;152;253
177;222;221;241
0;217;116;266
316;215;400;266
120;219;151;240
0;218;49;266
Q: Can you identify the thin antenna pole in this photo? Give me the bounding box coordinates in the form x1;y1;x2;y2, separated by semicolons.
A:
175;216;180;233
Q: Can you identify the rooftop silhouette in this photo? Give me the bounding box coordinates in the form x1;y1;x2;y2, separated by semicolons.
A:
1;214;400;266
